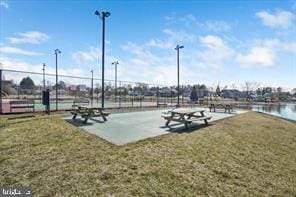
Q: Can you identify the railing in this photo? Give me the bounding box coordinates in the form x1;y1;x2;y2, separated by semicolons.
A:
0;69;196;114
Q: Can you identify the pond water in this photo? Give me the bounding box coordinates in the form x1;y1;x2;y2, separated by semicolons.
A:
238;103;296;122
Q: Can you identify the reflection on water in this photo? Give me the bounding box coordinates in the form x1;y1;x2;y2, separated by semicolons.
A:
239;104;296;121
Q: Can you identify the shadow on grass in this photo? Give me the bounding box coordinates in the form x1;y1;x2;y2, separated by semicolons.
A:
160;122;212;133
65;118;106;127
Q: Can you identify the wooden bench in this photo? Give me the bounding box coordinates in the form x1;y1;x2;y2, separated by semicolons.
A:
157;103;168;108
209;103;233;113
9;100;35;113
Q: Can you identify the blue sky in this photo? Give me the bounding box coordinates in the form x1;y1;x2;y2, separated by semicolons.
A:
0;0;296;90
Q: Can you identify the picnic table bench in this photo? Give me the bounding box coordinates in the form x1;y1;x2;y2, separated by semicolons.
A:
71;105;110;123
162;109;212;128
9;100;35;113
209;103;233;113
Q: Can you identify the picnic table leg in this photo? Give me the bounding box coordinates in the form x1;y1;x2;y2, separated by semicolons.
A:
83;118;88;124
98;111;107;121
72;114;77;119
165;119;171;127
165;113;174;127
181;115;189;128
186;114;192;120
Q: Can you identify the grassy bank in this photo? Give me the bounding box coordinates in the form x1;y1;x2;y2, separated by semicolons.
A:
0;112;296;196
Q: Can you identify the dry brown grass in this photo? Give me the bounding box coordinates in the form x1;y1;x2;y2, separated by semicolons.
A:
0;112;296;196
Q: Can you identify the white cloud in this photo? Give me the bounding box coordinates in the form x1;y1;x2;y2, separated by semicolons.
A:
200;35;225;48
144;28;195;50
0;56;87;85
281;42;296;53
165;14;197;27
72;47;100;63
253;38;296;53
256;10;295;29
236;47;276;67
0;0;8;8
145;39;174;49
118;34;235;85
121;42;168;67
198;35;234;63
162;29;195;42
0;46;42;56
71;46;121;81
235;38;296;68
165;13;232;33
120;41;181;85
204;20;231;32
8;31;49;44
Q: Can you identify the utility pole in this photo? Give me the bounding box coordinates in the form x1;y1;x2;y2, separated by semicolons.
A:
175;45;184;107
95;10;111;109
91;70;94;106
112;61;119;102
54;49;61;111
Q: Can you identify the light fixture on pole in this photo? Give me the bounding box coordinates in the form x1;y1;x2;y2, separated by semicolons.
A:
95;10;111;109
175;45;184;107
112;61;119;102
54;49;61;111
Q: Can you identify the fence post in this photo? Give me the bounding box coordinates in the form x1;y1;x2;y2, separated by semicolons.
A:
182;85;184;106
0;69;2;114
170;87;173;106
119;81;121;108
156;86;159;107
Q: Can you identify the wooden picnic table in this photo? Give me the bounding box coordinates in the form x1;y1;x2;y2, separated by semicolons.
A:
71;105;110;123
162;109;212;128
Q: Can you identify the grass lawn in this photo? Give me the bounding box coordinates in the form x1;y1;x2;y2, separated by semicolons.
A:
0;112;296;196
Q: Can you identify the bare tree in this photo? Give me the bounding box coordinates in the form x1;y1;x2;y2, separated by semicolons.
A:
242;81;260;101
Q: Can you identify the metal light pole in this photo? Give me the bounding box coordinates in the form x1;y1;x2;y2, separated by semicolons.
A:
175;45;184;107
112;61;119;102
54;49;61;111
91;70;94;106
42;63;46;90
95;10;111;109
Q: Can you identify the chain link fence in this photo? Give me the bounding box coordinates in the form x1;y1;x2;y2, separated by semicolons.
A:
0;69;201;114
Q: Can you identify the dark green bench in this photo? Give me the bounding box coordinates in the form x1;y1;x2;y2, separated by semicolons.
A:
209;103;233;113
9;100;35;113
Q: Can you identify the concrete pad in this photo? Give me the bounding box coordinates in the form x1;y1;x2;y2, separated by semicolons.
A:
65;107;247;145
